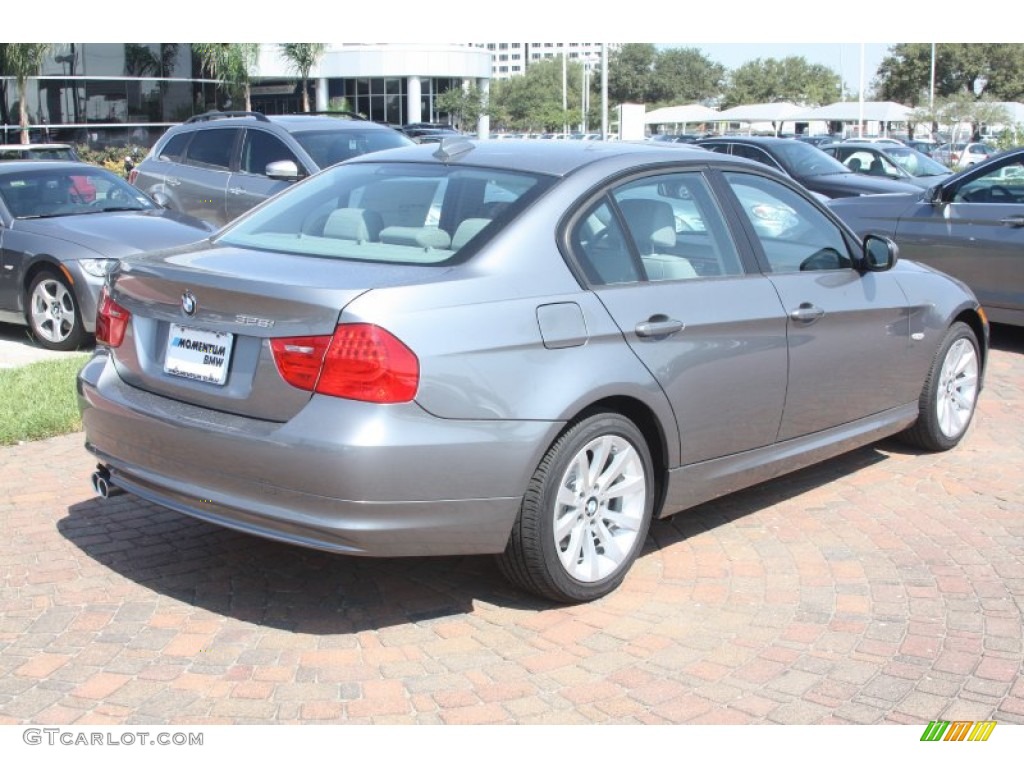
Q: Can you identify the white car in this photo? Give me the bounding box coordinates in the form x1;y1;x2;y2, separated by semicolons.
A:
932;142;995;168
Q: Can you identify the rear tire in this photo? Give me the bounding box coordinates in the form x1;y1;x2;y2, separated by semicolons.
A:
900;322;980;451
498;413;655;603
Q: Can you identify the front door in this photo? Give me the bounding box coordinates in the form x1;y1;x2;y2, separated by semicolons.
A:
719;170;912;441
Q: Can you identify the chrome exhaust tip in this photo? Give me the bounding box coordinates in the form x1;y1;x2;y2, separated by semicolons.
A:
91;466;124;499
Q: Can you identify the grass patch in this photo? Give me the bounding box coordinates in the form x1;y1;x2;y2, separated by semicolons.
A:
0;354;89;445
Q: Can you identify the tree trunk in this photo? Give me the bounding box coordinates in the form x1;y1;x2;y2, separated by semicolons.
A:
18;80;29;144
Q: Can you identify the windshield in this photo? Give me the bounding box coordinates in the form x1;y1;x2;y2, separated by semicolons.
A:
0;167;156;218
772;141;851;178
291;129;413;168
884;146;950;177
216;160;553;266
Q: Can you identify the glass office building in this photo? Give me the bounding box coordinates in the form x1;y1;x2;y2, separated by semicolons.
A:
1;43;493;148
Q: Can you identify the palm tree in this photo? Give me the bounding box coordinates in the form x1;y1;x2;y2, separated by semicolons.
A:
193;44;260;112
0;43;52;143
278;44;327;112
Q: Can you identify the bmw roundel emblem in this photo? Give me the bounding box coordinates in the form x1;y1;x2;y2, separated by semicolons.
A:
181;290;197;317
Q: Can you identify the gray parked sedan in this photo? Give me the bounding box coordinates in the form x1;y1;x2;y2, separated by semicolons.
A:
829;147;1024;327
0;161;213;350
79;139;987;602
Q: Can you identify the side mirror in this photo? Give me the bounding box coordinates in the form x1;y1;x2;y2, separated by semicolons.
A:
862;234;898;272
265;160;303;181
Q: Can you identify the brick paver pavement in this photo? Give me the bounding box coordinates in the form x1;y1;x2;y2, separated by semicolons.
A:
1;326;1021;725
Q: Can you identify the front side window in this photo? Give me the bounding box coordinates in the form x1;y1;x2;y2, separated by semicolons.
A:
952;156;1024;204
240;131;301;176
724;172;853;273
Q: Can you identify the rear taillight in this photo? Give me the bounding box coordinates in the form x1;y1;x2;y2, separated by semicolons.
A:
271;323;419;403
127;168;138;185
95;287;130;347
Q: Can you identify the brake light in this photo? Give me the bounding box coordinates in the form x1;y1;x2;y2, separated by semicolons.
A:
271;323;419;403
95;287;130;347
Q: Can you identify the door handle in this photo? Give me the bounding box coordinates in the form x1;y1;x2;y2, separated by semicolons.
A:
228;187;245;195
165;176;180;187
999;215;1024;228
789;303;825;323
635;316;684;338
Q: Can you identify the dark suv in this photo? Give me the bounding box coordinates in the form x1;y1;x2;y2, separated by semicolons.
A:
130;112;413;227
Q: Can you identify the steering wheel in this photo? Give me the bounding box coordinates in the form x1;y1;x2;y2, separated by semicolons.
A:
987;185;1012;202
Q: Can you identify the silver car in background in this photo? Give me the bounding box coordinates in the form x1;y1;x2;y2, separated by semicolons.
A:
79;140;987;602
829;147;1024;327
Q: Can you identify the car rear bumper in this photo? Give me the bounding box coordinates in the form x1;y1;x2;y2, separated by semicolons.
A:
78;352;562;557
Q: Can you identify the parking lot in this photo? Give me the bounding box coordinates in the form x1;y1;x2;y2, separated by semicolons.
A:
0;325;1021;726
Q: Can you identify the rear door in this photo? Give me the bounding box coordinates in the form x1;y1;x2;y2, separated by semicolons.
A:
177;127;240;226
568;169;789;465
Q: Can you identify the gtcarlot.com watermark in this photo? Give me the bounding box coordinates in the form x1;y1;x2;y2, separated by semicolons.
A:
23;728;203;747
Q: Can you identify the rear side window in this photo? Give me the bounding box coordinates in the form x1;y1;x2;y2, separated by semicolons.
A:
183;129;239;170
157;132;191;162
572;172;744;285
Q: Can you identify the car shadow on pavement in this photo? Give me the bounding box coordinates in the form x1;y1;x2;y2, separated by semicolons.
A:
58;443;892;631
989;322;1024;353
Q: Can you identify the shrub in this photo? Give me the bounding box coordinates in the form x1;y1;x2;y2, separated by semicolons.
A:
74;144;149;177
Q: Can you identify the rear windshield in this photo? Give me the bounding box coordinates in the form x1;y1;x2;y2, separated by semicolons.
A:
290;129;413;168
215;161;552;265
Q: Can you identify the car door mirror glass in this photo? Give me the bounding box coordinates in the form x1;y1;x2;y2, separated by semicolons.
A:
863;235;897;271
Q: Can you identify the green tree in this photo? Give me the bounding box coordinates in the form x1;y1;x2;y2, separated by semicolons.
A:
434;84;488;132
490;57;585;132
0;43;52;144
649;47;725;106
605;43;658;104
724;57;841;108
278;43;327;112
875;44;1024;104
193;43;260;111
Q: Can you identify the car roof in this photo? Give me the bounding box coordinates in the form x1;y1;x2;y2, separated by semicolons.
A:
0;159;100;173
171;113;397;135
346;138;743;178
0;143;74;151
699;136;789;144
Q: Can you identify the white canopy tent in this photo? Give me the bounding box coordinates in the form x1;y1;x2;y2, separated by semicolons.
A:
715;102;802;123
790;101;912;123
644;104;720;124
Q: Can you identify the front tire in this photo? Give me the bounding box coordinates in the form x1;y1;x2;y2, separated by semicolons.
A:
900;322;980;451
27;269;87;351
498;413;655;603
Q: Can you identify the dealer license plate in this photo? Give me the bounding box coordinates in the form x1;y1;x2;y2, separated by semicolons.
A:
164;324;235;386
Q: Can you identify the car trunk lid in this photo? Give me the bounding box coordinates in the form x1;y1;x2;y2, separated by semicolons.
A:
106;243;445;421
